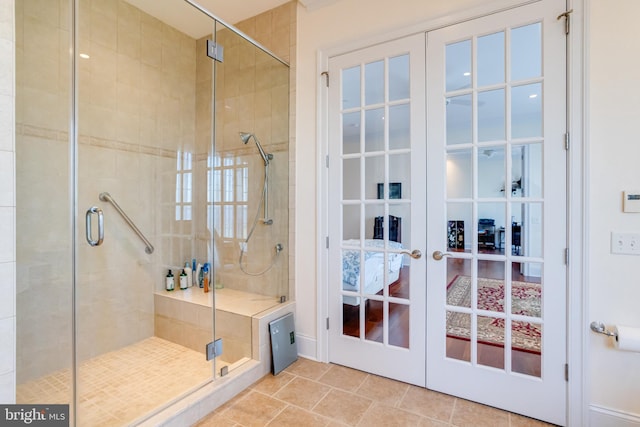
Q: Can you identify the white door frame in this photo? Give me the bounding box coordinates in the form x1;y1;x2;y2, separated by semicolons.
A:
316;0;587;425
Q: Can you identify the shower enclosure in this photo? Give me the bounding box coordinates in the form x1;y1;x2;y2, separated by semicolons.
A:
15;0;290;424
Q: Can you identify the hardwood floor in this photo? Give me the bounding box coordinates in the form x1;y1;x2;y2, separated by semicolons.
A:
341;260;541;377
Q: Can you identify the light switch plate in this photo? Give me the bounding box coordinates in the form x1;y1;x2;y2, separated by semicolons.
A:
611;232;640;255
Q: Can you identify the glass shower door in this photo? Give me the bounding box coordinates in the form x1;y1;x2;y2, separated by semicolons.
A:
75;1;215;424
14;0;74;412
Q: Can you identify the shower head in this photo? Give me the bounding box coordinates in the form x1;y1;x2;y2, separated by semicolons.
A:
240;132;252;144
239;132;271;166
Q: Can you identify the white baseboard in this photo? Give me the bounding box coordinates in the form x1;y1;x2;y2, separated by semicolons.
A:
590;405;640;426
295;333;317;360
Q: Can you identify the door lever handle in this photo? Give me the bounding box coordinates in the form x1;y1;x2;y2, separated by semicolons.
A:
432;250;452;261
401;249;422;259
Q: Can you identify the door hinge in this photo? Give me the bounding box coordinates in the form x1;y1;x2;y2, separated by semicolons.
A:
326;236;329;249
206;40;224;62
557;9;573;35
321;71;329;87
326;317;330;330
206;338;223;361
564;248;569;265
564;132;570;150
326;155;329;168
564;363;569;381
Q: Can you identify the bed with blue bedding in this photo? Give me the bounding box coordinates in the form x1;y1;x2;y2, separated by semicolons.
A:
342;239;405;305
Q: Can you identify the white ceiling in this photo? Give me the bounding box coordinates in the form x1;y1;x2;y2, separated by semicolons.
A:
126;0;293;39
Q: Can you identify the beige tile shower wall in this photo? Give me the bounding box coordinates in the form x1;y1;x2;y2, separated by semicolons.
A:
206;2;295;300
0;0;15;404
15;0;199;380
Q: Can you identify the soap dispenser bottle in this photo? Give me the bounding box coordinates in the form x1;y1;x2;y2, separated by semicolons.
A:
165;270;175;291
179;269;188;290
183;262;192;287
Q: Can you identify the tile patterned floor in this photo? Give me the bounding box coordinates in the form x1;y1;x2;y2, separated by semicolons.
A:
17;337;212;426
195;358;555;427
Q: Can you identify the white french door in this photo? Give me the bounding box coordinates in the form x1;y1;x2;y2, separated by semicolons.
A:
426;1;567;424
327;34;427;386
326;0;567;423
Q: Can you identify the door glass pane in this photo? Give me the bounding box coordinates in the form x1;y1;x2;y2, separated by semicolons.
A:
389;103;410;150
477;31;505;87
342;65;361;109
512;143;542;199
365;108;385;152
478;89;505;142
343;158;360;200
477;315;505;369
365;156;385;200
343;205;360;241
512;261;542;317
343;111;361;154
477;260;505;313
446;311;471;362
365;60;384;105
447;149;472;199
390;303;409;348
478;202;505;253
478;145;505;198
365;300;384;343
363;250;384;298
389;203;408;244
511;320;542;377
447;203;471;253
511;202;542;257
446;95;472;145
342;248;361;299
512;83;542;139
365;204;385;242
389;153;410;198
446;257;472;308
342;296;360;338
446;39;472;91
511;23;542;81
389;54;410;101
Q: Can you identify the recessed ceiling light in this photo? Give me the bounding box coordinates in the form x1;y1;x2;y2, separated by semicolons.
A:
529;94;538;99
463;72;471;76
79;53;90;59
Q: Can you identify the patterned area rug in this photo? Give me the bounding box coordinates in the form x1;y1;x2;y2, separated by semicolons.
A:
446;275;542;353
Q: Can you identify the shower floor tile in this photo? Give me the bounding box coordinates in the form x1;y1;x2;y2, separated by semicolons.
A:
17;337;213;426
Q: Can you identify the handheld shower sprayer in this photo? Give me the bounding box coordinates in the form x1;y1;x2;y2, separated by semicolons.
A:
238;132;281;276
240;132;272;166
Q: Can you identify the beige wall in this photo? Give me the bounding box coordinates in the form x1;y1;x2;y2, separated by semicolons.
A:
0;0;15;405
588;0;640;419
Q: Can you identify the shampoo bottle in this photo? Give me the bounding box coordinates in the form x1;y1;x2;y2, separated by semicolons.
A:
179;269;188;290
196;263;203;288
203;264;210;293
183;262;192;287
165;270;175;291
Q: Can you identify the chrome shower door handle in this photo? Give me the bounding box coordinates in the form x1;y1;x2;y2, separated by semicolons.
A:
86;206;104;247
